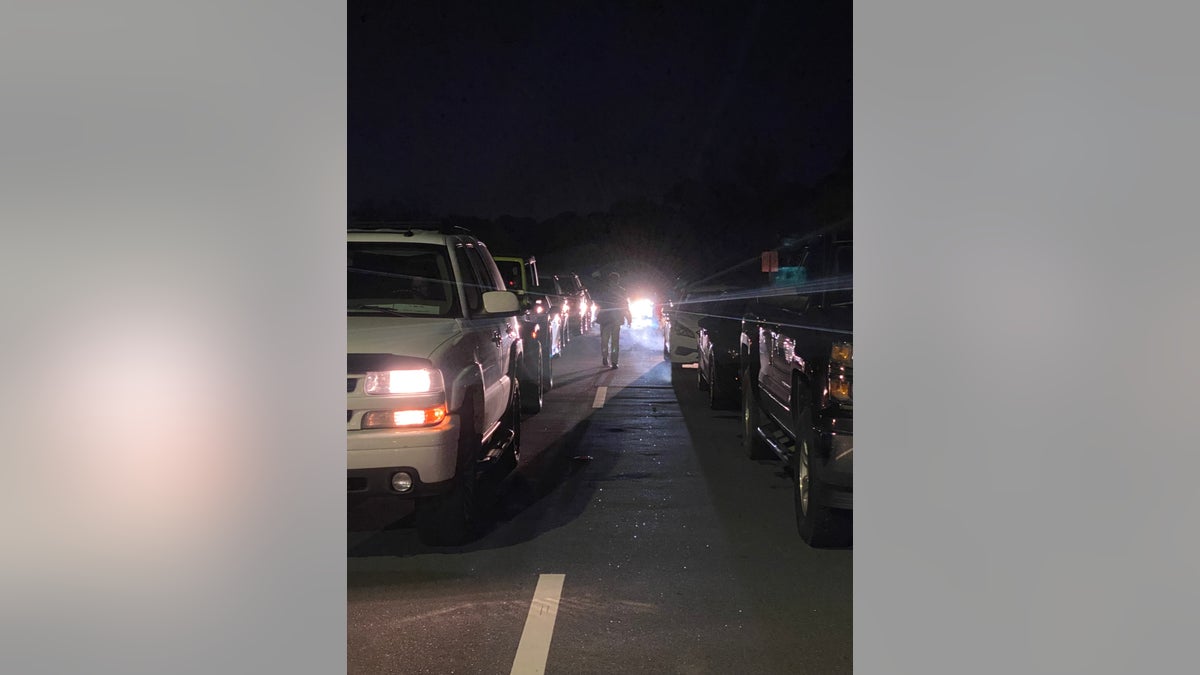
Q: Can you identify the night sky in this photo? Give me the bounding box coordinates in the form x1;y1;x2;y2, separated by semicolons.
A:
349;0;850;283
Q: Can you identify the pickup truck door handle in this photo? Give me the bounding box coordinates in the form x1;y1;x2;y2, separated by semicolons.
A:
491;329;503;346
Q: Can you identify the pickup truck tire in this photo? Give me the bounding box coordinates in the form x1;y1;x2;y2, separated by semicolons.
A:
709;370;730;410
417;397;483;546
792;407;851;548
741;366;774;460
697;363;709;391
542;344;554;390
521;348;543;414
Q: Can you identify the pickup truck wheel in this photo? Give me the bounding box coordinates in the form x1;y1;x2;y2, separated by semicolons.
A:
520;350;543;414
708;370;726;410
506;379;522;464
741;368;773;460
542;342;554;390
417;398;482;546
792;408;851;548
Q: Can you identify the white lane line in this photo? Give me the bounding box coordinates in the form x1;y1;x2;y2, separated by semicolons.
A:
511;574;566;675
592;386;607;408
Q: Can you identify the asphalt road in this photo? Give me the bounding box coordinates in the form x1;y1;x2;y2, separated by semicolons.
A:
348;319;852;674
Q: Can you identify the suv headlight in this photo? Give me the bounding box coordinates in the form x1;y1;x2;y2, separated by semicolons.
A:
364;369;445;395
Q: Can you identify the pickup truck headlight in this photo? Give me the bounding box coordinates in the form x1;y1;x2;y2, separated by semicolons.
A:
362;404;448;428
364;369;445;395
828;342;853;403
831;342;852;365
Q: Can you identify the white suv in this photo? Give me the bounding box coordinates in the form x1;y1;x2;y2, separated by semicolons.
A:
347;228;527;545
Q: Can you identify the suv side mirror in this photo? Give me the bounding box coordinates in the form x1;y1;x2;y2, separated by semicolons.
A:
482;290;521;315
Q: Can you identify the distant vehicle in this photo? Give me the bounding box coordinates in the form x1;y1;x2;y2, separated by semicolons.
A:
662;283;743;369
549;272;595;335
527;276;571;349
696;300;747;410
740;222;852;547
495;255;563;394
347;227;528;546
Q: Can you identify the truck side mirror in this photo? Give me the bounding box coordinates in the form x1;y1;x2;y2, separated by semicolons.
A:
482;290;521;316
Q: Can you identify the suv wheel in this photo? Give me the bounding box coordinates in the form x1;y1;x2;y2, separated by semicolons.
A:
417;397;482;546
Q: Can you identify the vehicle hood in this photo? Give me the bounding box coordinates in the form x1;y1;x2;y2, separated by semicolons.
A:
347;316;461;361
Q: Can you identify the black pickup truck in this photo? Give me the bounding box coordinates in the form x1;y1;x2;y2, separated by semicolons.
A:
739;223;852;547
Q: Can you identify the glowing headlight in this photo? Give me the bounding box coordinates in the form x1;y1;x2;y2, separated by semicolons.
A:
629;298;654;321
826;343;853;404
829;368;852;402
364;369;445;395
362;405;448;428
831;342;853;364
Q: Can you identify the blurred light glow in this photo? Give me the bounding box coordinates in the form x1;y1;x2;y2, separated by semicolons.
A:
630;298;655;321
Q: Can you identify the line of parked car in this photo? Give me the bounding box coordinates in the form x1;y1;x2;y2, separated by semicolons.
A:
660;221;853;547
346;221;852;548
347;226;601;545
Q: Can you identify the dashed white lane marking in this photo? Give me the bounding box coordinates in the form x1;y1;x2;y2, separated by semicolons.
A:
592;386;607;408
511;574;566;675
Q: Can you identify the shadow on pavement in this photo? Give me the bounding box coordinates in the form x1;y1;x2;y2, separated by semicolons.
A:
348;366;670;558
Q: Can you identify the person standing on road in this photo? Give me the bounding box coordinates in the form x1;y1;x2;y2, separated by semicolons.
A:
595;272;632;369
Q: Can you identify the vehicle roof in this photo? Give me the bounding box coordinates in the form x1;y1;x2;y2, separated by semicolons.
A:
347;228;481;246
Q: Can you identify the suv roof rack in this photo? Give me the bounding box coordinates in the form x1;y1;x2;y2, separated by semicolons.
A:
348;219;474;236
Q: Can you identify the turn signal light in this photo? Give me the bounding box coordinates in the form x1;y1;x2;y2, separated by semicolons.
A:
361;404;447;429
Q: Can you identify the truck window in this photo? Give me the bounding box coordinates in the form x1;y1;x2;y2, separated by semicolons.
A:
454;244;485;313
348;242;460;317
466;245;503;292
499;261;524;291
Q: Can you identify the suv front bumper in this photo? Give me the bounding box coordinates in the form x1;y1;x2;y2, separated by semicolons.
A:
347;415;461;496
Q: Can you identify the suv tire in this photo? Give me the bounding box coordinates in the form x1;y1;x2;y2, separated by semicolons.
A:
418;397;482;546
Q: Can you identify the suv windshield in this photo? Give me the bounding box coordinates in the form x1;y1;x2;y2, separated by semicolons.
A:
348;242;462;318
